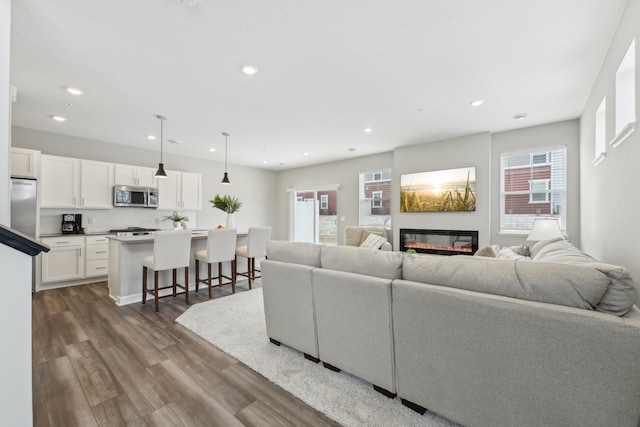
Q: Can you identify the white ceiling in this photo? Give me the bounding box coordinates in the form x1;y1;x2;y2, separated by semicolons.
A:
9;0;628;170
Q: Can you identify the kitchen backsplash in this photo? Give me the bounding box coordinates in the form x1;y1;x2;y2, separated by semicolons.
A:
40;208;199;235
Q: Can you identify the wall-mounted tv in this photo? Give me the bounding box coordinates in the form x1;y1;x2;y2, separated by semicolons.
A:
400;166;476;212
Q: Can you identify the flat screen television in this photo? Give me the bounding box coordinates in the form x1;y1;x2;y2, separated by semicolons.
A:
400;166;476;212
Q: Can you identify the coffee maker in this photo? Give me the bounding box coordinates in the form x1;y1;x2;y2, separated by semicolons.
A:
61;213;82;234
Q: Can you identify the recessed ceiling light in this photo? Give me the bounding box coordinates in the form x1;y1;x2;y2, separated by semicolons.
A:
209;148;216;152
363;128;373;133
51;115;67;122
180;0;198;7
513;113;528;120
263;160;269;164
146;135;156;140
348;148;356;152
242;65;258;75
168;139;181;144
303;152;309;156
469;99;485;107
65;87;84;96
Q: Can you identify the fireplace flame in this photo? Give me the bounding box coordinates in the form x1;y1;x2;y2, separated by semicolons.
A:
406;242;472;252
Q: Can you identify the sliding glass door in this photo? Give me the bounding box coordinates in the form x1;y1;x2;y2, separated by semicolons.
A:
292;189;337;245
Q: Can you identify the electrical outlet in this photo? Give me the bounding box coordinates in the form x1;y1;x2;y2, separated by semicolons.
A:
341;216;345;222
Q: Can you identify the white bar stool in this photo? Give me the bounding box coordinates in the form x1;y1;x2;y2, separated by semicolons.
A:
142;229;192;312
235;226;271;289
195;227;238;298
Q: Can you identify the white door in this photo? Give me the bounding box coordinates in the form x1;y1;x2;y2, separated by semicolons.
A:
294;198;316;243
42;246;84;282
181;172;201;210
157;170;181;210
136;167;158;188
114;164;137;186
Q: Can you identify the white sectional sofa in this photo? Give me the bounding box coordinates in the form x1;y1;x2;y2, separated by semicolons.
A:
261;239;640;427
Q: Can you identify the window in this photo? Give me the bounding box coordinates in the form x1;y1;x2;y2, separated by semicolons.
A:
372;191;382;208
529;179;550;203
612;39;636;147
500;147;566;233
359;168;391;226
593;98;606;166
320;194;328;209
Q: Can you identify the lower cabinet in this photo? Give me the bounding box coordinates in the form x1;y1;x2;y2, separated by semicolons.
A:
85;235;109;277
41;236;84;283
41;235;110;284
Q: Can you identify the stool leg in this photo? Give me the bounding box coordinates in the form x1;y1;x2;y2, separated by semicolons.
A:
231;258;236;293
195;259;200;292
218;262;223;287
248;257;252;289
154;270;159;312
142;266;147;304
208;263;212;299
184;266;189;305
172;269;177;297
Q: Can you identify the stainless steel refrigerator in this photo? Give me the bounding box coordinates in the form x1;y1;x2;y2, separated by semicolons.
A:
10;178;38;290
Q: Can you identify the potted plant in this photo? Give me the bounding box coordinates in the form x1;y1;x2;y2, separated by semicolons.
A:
210;194;242;228
163;211;189;230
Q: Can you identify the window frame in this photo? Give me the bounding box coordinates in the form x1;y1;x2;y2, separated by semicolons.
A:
371;191;383;208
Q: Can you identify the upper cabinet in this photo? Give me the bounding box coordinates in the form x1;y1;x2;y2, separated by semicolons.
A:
10;147;40;179
41;155;114;209
157;170;201;210
41;155;80;208
114;164;157;188
80;160;114;208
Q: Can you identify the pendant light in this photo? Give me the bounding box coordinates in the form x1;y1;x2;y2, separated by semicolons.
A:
155;115;168;178
221;132;231;184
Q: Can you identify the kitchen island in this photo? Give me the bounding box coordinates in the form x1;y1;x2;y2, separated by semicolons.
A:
107;230;247;305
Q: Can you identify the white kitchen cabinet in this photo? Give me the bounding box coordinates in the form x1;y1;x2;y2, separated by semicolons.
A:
114;164;157;187
41;156;114;209
41;236;84;283
10;147;40;178
40;155;81;208
80;160;114;208
85;235;109;277
157;170;201;210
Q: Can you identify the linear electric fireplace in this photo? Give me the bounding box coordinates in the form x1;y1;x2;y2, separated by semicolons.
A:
400;228;479;256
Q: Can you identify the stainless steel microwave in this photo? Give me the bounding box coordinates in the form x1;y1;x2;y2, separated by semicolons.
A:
113;185;158;208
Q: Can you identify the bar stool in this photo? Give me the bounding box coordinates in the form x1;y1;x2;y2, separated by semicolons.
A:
142;229;192;312
195;227;238;298
235;226;271;289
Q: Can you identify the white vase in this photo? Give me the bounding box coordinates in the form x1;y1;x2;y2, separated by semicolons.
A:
173;222;181;230
226;213;235;228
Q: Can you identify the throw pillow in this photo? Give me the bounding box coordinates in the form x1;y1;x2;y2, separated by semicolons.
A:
509;244;530;257
495;247;530;261
358;229;388;246
474;245;496;257
359;234;388;249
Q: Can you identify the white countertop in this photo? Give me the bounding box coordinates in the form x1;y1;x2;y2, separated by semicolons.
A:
107;229;247;243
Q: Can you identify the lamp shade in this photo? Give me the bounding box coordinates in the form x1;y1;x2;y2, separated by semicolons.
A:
155;162;167;178
527;218;563;242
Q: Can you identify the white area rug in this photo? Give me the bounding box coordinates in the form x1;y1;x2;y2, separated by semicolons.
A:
176;288;460;427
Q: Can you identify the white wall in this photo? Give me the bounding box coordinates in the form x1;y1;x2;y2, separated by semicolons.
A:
491;119;581;248
1;0;11;225
393;132;492;248
11;127;279;235
275;152;393;245
580;0;640;291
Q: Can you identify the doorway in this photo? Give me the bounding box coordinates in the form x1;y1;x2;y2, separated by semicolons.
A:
292;189;337;245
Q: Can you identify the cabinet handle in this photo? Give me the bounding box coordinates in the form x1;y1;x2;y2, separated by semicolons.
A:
96;251;107;254
79;249;82;257
82;197;85;206
73;197;77;205
56;241;70;244
96;267;107;270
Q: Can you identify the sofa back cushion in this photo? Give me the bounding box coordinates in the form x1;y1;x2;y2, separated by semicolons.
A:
266;240;322;267
531;239;637;315
321;245;403;280
402;255;611;312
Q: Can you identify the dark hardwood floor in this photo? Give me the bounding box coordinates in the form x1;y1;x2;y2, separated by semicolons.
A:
32;279;341;427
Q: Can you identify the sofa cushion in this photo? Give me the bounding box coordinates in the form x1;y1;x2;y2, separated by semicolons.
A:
531;239;637;315
402;255;611;312
495;247;531;261
266;240;322;267
359;233;388;249
321;245;403;279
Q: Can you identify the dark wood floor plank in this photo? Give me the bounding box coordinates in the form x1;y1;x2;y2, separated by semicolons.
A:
91;393;149;427
96;344;172;416
39;356;99;427
52;310;89;346
33;281;339;427
147;359;245;427
66;340;121;406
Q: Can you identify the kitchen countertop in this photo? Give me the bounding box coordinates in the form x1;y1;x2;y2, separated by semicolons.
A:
107;229;248;243
40;232;111;238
